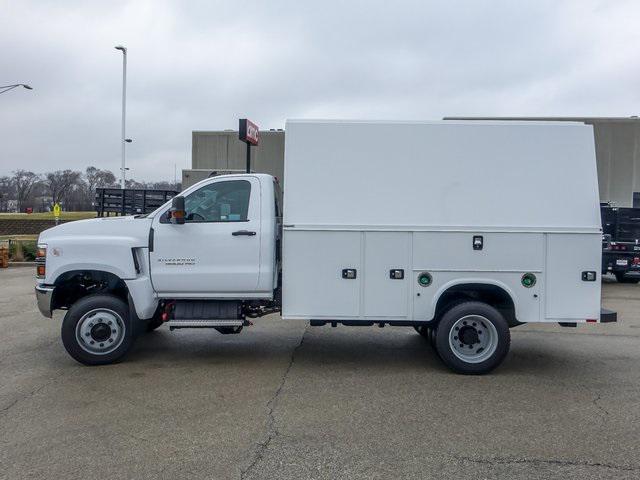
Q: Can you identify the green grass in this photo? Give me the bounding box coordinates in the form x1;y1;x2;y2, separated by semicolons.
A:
0;235;38;242
0;211;96;220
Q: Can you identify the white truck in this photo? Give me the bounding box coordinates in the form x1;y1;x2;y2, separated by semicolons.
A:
34;120;616;374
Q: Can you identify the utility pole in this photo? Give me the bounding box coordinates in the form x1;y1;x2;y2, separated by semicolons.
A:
115;46;127;189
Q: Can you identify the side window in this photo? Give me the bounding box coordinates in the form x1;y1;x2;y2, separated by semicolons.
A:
177;180;251;223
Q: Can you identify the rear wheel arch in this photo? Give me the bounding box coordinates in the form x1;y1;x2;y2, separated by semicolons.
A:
431;281;520;328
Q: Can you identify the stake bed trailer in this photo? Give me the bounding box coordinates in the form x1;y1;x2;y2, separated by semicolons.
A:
35;120;615;374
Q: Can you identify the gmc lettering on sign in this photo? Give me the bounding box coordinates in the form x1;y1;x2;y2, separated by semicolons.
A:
239;119;259;146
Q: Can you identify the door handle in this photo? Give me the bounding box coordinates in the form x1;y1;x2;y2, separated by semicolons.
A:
232;230;256;236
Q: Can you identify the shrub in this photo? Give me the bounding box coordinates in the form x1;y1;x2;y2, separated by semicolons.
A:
10;240;37;261
21;241;37;261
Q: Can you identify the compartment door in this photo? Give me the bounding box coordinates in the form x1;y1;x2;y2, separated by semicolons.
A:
282;230;361;318
363;232;411;318
545;233;601;320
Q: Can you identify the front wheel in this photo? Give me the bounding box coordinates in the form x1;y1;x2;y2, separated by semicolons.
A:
61;294;135;365
434;301;510;375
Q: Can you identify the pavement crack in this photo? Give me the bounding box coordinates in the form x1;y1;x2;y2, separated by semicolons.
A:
239;326;307;480
0;366;81;417
454;455;639;472
592;392;610;418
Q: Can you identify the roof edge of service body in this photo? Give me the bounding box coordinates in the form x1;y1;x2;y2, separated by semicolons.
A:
34;119;615;374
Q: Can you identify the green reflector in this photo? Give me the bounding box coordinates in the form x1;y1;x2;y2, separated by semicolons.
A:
522;273;536;288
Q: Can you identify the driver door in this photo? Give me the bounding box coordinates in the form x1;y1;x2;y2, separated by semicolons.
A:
150;177;261;296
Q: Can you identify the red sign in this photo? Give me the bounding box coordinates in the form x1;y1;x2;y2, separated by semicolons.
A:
239;119;259;146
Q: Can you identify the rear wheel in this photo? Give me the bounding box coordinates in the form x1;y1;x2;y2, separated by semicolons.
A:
615;272;640;284
61;294;135;365
428;327;437;347
434;301;510;374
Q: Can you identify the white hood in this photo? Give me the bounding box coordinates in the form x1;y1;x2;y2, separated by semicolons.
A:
38;216;154;283
39;215;152;246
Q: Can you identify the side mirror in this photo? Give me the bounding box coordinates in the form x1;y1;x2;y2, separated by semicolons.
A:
170;196;185;225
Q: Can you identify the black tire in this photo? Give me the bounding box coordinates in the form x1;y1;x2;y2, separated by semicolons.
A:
434;301;510;375
615;272;640;284
61;294;135;366
428;327;437;347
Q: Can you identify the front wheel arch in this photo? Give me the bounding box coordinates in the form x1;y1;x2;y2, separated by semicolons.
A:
52;270;129;311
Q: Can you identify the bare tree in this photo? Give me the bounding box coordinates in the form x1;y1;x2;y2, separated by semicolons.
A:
12;170;40;212
85;166;116;192
83;167;116;207
43;170;82;206
0;176;15;212
124;178;146;189
148;180;181;191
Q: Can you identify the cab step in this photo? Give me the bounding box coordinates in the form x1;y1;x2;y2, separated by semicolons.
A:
167;319;244;330
165;300;245;330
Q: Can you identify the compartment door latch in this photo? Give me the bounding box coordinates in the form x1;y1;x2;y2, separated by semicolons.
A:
389;269;405;280
342;269;357;279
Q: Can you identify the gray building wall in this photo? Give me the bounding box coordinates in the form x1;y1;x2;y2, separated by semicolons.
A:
593;121;640;207
184;130;284;188
187;119;640;207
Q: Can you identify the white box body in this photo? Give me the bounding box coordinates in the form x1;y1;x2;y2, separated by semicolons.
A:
282;120;601;323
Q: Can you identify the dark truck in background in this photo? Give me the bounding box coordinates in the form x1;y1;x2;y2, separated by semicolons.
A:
601;204;640;283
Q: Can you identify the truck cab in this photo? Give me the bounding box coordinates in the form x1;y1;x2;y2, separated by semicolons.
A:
149;174;280;298
36;173;282;365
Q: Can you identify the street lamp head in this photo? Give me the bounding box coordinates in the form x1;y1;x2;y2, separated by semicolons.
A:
21;84;33;90
125;138;132;143
115;45;127;54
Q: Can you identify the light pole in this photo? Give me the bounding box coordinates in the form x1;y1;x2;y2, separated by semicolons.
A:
115;45;127;189
0;84;33;95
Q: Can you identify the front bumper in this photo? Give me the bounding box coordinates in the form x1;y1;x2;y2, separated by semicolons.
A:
35;285;55;318
600;308;617;323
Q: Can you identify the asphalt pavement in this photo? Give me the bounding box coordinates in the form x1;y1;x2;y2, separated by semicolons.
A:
1;266;639;479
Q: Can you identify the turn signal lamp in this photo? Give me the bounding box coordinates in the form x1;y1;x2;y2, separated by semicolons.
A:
35;244;47;279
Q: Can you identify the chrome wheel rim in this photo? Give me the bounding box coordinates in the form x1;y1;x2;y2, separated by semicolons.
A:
448;314;498;364
75;308;125;355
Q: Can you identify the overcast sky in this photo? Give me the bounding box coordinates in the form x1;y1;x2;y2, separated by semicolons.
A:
1;0;639;182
